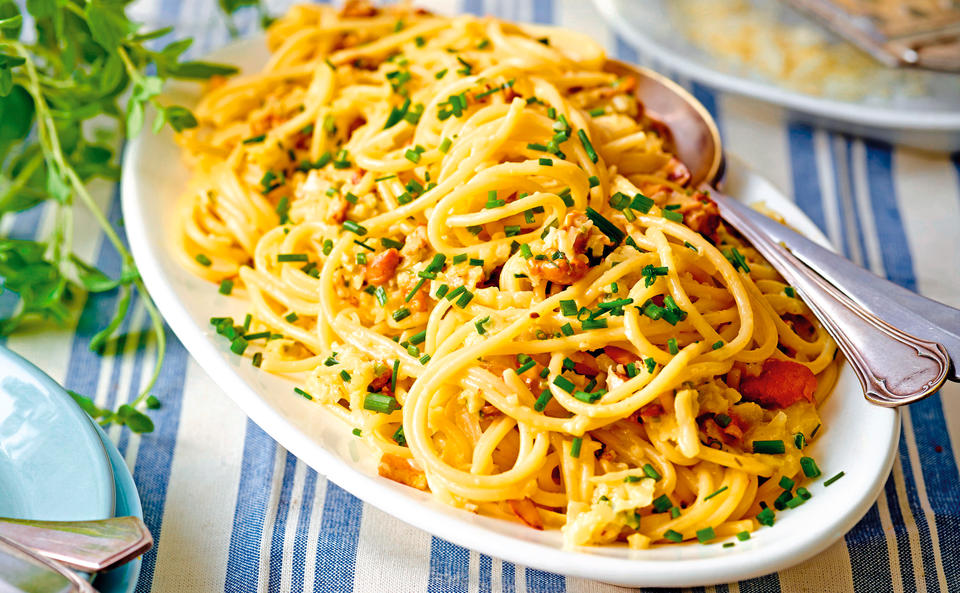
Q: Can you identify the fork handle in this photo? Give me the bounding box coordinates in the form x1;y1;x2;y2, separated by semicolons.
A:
712;189;951;406
705;182;960;381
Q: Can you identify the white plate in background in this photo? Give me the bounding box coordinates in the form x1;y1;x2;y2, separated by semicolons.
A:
593;0;960;152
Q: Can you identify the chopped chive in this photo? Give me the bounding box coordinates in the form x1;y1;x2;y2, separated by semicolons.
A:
667;338;679;355
343;220;367;236
419;354;431;364
219;279;234;295
294;387;313;400
712;340;724;350
723;542;735;548
756;507;776;526
684;241;699;252
588;107;605;117
404;148;421;164
475;316;491;334
581;319;607;330
794;433;806;450
452;254;468;264
252;352;263;367
195;254;212;266
534;388;552;411
662;210;683;223
340;370;352;382
736;531;751;541
779;476;796;491
642;463;661;481
374;286;388;307
724;247;751;273
435;284;449;298
573;390;603;403
696;527;716;543
588;175;599;188
352;428;362;437
516;359;537;374
753;440;786;455
392;308;411;322
663;529;683;543
559;300;579;317
375;174;397;182
278;253;309;263
585;207;624;245
645;358;657;374
538;157;553;166
455;290;474;308
243;331;271;340
434;68;447;79
393;425;407;446
784;286;796;298
553;375;575;393
364;392;399;414
715;414;732;428
570;437;582;458
405;277;427;302
577;129;598;163
630;193;654;213
785;496;805;509
559;322;574;336
797;487;812;500
242;134;266;144
438;137;452;153
652;494;673;513
322;239;333;255
703;485;728;501
800;456;822;478
285;311;299;322
446;286;466;302
391;359;399;392
230;336;248;355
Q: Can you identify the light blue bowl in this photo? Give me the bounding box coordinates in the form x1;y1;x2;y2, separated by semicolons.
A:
0;344;114;520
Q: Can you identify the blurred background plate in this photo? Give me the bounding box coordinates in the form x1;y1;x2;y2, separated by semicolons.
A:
593;0;960;151
0;344;114;521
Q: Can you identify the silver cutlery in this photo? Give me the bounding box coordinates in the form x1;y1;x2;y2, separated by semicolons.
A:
609;60;958;406
0;516;152;574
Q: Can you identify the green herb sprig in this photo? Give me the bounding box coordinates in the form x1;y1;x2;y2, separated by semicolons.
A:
0;1;239;432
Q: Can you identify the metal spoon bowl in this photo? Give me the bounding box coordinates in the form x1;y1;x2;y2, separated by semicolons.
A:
605;60;957;406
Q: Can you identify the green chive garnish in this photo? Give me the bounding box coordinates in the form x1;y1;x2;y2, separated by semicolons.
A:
570;437;582;458
364;393;399;414
753;440;786;454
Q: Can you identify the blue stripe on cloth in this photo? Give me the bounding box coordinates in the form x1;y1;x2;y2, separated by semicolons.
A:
525;568;564;593
847;499;896;593
428;538;470;593
863;139;960;591
462;0;484;16
479;554;492;593
131;325;189;593
739;574;781;593
314;482;363;593
786;123;828;231
690;82;720;138
290;468;319;593
225;420;279;591
532;0;553;24
63;187;125;399
113;301;153;455
614;35;639;63
269;452;300;592
6;203;45;240
502;560;516;593
786;121;900;590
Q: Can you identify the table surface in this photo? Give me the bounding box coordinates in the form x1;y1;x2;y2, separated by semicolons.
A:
4;0;960;591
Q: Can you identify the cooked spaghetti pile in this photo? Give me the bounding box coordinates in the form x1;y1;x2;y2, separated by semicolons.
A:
177;2;839;548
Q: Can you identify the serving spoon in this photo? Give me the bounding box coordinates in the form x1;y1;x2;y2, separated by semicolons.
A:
605;61;957;407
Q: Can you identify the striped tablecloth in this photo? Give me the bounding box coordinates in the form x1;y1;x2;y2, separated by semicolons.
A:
5;0;960;591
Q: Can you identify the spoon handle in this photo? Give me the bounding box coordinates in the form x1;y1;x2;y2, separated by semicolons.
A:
0;516;152;573
710;188;951;406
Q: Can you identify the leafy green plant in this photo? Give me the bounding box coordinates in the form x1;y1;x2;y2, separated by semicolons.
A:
0;0;240;432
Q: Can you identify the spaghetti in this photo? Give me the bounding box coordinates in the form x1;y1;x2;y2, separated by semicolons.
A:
176;2;839;549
